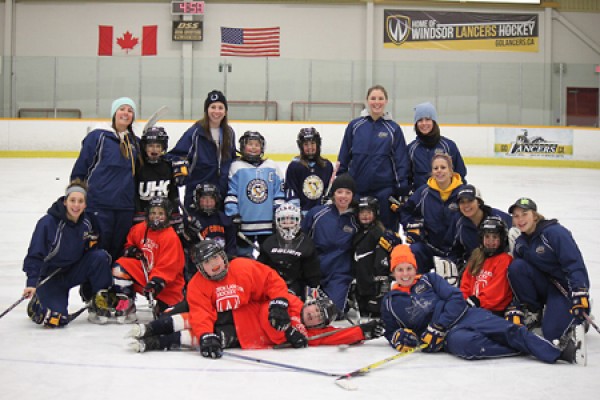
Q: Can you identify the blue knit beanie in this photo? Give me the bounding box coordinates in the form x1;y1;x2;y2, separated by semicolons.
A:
413;102;437;124
111;97;137;120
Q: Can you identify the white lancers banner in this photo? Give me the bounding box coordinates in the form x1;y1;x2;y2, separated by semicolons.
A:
494;128;573;159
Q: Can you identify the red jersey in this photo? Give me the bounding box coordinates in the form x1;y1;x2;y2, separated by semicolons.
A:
186;258;290;341
234;292;365;349
460;252;513;312
116;222;185;306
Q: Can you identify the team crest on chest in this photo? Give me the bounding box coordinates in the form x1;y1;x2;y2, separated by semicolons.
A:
413;281;428;294
246;179;268;204
377;131;389;138
535;245;545;255
302;175;324;200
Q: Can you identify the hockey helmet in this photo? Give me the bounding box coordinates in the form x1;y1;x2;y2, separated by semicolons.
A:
141;126;169;157
302;296;339;329
479;216;508;256
146;196;172;230
357;196;380;224
239;131;265;163
296;127;322;160
275;203;302;241
193;183;221;215
190;239;228;281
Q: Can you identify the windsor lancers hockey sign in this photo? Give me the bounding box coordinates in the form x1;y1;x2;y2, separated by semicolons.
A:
384;10;539;52
494;128;574;159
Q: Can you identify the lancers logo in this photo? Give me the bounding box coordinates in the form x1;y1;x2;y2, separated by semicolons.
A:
386;14;411;45
509;129;561;155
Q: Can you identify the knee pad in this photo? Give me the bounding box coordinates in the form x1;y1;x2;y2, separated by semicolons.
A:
27;295;68;328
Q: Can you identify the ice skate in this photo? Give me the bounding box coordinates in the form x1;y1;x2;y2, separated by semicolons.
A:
556;325;586;366
87;290;112;325
114;294;137;324
129;336;160;353
125;323;153;339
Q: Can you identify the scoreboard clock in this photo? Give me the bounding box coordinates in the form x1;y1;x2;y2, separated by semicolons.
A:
171;1;205;16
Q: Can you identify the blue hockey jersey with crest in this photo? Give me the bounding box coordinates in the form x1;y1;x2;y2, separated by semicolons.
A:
224;159;285;236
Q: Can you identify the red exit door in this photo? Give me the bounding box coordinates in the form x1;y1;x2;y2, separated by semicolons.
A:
566;87;599;127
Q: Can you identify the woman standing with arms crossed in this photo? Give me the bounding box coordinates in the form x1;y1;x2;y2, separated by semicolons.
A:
337;85;410;230
169;90;237;209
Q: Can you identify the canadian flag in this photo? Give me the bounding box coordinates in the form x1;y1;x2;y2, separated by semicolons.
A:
98;25;157;56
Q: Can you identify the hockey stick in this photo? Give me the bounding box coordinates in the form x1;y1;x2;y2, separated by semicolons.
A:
0;268;62;320
548;278;599;335
334;344;427;391
273;326;359;349
222;351;341;377
140;257;158;320
142;105;169;134
321;161;339;205
237;231;261;253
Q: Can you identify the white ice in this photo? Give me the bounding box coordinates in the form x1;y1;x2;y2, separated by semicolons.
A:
0;159;598;400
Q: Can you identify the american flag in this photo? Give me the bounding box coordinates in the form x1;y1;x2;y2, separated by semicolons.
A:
220;27;280;57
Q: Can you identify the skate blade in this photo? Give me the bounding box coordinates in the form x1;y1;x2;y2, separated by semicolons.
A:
574;323;587;366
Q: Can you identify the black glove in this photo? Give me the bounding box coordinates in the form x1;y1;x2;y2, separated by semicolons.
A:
420;323;446;353
374;276;391;297
359;319;385;340
144;277;166;296
571;288;590;321
231;214;242;227
391;328;419;353
379;230;403;253
285;326;308;348
504;305;524;326
123;246;144;260
172;160;189;186
268;297;291;331
199;333;223;359
185;216;204;241
466;295;480;308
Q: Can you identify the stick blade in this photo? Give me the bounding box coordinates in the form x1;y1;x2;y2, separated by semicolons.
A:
142;105;169;133
335;378;358;391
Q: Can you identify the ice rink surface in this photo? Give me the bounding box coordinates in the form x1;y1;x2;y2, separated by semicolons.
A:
0;158;599;399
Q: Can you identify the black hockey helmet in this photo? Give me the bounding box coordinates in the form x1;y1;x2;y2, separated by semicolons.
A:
146;196;172;230
193;183;221;215
357;196;380;222
190;239;228;281
479;216;508;256
302;296;339;329
239;131;265;163
296;127;322;160
141;126;169;153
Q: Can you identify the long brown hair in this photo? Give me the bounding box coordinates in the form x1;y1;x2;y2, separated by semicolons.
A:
197;113;235;161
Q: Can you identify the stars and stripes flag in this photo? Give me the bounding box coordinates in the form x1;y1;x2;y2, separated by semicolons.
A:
220;27;280;57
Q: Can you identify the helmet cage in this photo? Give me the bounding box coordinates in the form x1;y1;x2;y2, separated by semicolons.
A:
275;203;301;241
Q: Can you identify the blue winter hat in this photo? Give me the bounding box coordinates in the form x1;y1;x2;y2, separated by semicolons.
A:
111;97;137;120
414;102;437;124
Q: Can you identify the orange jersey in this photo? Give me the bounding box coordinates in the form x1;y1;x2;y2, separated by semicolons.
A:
186;258;290;342
116;222;185;306
234;293;365;349
460;252;513;312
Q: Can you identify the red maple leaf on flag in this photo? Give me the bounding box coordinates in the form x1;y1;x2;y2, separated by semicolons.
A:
116;31;139;53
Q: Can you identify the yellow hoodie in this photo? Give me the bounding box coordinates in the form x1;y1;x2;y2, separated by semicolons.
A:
427;172;463;202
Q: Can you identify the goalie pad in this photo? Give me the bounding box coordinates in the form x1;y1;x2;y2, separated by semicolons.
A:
27;295;69;328
433;256;459;287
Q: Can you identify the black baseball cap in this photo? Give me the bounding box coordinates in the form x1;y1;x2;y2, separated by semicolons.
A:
508;197;537;214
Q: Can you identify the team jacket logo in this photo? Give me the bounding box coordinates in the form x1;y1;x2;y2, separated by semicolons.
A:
139;180;170;200
302;175;324;200
386;14;411;45
246;179;268;204
354;250;374;262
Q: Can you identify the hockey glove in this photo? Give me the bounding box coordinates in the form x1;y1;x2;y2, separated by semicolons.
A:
85;231;99;250
504;305;524;326
434;257;459;286
379;231;403;253
268;298;291;331
185;217;204;241
405;221;424;244
466;296;481;308
144;277;166;296
374;276;391;297
231;214;242;227
199;333;223;359
171;159;189;186
391;328;419;353
570;289;590;321
359;319;385;340
123;246;144;260
420;323;446;353
285;326;308;348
